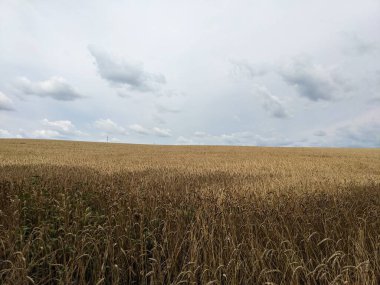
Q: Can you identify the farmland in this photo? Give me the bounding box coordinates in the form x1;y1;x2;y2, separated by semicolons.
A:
0;139;380;284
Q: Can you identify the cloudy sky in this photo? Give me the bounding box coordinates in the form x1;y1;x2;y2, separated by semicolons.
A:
0;0;379;147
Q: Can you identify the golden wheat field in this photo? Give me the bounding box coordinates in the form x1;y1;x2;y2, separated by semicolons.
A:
0;139;380;285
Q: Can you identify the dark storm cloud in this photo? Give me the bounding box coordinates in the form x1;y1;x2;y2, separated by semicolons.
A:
89;46;166;92
14;77;84;101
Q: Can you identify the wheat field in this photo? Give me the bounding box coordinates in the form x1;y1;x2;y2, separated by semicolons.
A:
0;139;379;284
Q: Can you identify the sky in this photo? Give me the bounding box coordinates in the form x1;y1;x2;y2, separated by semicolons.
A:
0;0;379;147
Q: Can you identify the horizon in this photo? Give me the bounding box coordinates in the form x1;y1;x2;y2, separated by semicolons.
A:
1;137;379;150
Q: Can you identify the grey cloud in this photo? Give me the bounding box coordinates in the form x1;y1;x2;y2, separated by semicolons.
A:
352;41;378;56
342;33;379;56
161;90;186;98
278;57;350;101
264;100;288;118
314;130;327;137
116;90;132;98
335;121;380;147
310;108;380;147
15;77;84;101
254;85;289;118
154;89;186;98
152;114;166;125
368;96;380;104
155;103;180;114
231;57;352;102
89;46;166;92
0;92;14;111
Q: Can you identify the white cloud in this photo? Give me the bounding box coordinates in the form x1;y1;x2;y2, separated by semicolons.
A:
15;77;84;101
219;132;254;145
94;118;128;135
32;118;85;139
177;131;294;146
0;128;24;139
176;136;195;145
129;124;172;137
42;118;75;132
0;92;14;111
193;131;208;138
152;127;171;137
0;129;11;137
184;131;247;145
129;124;151;135
32;129;61;139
